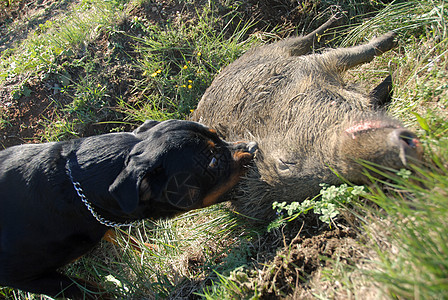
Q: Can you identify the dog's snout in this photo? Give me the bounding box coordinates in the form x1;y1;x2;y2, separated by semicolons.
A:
230;141;258;166
246;142;258;154
229;141;258;153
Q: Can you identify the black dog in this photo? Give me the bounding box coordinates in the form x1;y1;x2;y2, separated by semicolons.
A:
0;119;257;299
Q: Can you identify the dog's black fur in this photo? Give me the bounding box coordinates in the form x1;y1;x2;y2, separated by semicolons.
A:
0;119;256;299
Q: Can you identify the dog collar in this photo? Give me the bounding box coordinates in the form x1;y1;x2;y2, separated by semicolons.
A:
66;160;137;228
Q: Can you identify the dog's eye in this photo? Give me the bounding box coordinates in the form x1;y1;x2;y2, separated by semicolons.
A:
208;157;218;169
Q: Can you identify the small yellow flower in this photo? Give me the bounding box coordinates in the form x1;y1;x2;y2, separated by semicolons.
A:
188;80;193;83
150;69;162;77
197;51;201;57
190;109;195;113
183;65;188;69
182;84;187;88
188;85;192;89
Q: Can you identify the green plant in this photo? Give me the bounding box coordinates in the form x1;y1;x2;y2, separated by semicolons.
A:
0;109;11;130
40;112;80;142
342;0;448;46
117;96;180;123
201;268;261;300
270;184;367;230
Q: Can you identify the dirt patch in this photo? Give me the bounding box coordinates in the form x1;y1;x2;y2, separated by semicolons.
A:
259;227;359;298
0;72;68;147
222;225;365;299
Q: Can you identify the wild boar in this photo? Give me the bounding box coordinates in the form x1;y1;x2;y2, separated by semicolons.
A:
191;16;422;221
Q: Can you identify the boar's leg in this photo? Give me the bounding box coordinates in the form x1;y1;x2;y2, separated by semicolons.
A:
285;14;343;56
327;32;397;71
369;75;393;109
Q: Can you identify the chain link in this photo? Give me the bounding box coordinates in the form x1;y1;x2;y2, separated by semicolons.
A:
67;161;137;228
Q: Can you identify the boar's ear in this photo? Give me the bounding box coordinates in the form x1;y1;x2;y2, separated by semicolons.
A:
133;120;160;135
369;75;393;109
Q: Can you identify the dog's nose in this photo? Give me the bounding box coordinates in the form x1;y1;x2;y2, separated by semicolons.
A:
246;142;258;154
230;141;258;165
229;141;258;153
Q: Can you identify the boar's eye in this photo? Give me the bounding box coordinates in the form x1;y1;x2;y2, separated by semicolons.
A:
208;157;218;169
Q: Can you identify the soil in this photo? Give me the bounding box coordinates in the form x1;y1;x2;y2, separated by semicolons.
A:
259;227;360;298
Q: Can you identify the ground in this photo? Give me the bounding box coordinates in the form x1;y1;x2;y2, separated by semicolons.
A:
0;0;417;299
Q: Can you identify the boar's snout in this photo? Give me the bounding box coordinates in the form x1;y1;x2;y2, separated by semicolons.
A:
389;128;423;166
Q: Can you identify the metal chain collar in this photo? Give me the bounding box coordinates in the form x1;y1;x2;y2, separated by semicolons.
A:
67;161;138;228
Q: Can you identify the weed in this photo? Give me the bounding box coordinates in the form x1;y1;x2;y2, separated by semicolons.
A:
269;183;367;231
11;82;32;100
0;106;12;131
41;116;80;142
118;96;180;123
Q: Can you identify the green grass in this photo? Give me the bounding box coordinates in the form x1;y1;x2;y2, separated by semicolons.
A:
127;4;260;118
0;0;123;82
71;205;259;299
364;144;448;299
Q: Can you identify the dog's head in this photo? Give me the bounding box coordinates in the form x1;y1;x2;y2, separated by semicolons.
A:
108;120;257;217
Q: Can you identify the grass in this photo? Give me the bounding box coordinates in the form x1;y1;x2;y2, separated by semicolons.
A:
0;0;447;299
0;0;123;82
128;4;261;117
365;149;448;299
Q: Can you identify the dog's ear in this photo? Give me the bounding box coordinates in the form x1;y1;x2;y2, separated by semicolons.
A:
109;148;162;213
108;166;143;214
133;120;160;135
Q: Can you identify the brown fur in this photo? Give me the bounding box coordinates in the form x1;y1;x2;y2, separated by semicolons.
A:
191;18;422;221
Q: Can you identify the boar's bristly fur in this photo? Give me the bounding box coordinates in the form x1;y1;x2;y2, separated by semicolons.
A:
191;16;422;221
